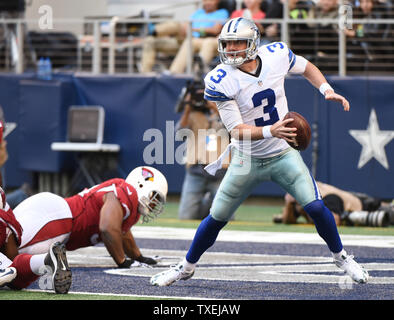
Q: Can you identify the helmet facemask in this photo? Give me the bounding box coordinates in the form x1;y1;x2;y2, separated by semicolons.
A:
218;38;258;66
138;190;166;223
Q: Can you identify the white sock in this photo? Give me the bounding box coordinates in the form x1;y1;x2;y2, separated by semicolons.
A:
181;258;196;272
332;249;347;260
29;254;47;275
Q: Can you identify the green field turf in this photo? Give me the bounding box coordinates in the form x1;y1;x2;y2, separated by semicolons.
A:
0;288;184;300
0;289;142;300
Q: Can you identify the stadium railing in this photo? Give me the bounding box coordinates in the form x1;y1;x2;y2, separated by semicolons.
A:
0;11;393;76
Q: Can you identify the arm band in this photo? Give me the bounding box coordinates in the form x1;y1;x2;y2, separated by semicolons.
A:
319;83;334;96
262;125;273;139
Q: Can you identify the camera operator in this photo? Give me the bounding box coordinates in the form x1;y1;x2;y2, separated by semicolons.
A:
175;80;230;220
273;181;394;227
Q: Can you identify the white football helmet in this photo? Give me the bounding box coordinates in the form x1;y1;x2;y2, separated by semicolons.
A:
125;166;168;223
218;17;260;66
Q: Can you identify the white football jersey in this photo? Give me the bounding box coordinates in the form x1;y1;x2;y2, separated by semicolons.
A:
204;41;307;158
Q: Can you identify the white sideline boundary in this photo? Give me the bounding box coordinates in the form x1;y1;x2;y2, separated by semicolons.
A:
132;226;394;248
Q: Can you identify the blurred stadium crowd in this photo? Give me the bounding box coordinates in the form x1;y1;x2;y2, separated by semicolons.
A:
0;0;393;76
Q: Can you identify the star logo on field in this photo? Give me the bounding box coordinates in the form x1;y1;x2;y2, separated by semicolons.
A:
349;109;394;170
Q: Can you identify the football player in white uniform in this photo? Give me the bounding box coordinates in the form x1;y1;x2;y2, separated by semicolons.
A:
151;18;369;287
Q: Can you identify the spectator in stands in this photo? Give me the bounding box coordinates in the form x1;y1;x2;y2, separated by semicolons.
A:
382;0;394;18
230;0;266;33
273;181;393;227
288;0;315;58
260;0;283;44
307;0;339;49
346;0;392;70
176;80;229;220
307;0;340;71
308;0;339;23
260;0;314;47
348;0;390;37
141;0;229;74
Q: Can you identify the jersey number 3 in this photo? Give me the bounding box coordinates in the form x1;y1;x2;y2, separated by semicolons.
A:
210;69;227;83
252;89;279;126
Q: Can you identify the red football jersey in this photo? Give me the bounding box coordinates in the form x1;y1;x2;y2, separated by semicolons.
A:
65;178;140;250
0;204;23;247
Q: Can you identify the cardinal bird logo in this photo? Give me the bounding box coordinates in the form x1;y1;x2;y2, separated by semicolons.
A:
141;167;154;181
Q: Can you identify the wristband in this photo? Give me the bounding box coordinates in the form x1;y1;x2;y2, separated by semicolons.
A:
262;125;273;139
319;83;334;96
117;258;134;268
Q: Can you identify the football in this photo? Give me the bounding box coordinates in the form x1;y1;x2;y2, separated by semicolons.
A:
283;111;311;151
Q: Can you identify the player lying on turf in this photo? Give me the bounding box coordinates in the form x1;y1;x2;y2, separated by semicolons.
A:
0;166;168;291
150;18;369;287
274;181;392;226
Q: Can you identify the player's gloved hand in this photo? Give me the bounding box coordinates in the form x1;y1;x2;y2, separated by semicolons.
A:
117;258;152;269
135;254;162;265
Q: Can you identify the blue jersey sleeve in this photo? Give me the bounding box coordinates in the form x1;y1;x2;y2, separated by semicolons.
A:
288;48;296;71
204;87;232;102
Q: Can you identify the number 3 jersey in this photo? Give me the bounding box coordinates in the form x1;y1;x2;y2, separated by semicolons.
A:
204;42;308;158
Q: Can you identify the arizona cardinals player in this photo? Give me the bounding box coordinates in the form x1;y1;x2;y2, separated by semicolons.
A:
1;166;168;290
0;117;72;293
0;185;72;293
0;186;23;287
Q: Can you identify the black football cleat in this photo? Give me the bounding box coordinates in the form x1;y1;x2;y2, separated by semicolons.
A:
44;242;72;294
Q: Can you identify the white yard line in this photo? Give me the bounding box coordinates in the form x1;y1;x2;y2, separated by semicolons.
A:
132;226;394;248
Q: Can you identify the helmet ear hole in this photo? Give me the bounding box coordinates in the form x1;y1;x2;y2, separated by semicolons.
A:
139;184;143;188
